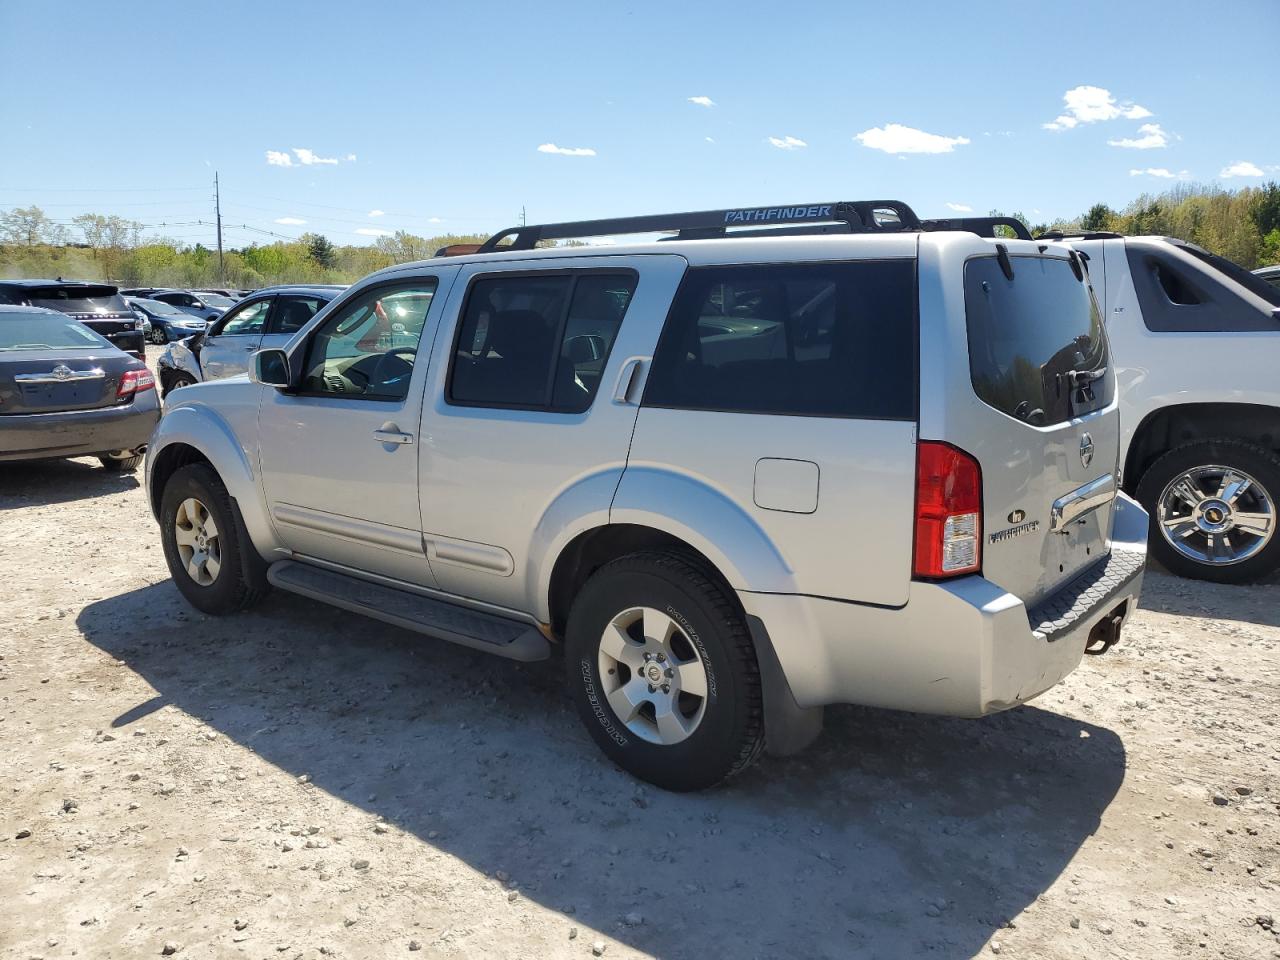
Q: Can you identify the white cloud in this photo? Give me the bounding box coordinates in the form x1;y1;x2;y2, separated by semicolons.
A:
355;227;393;237
1129;167;1189;179
688;96;716;108
537;143;597;157
368;209;385;218
345;153;357;162
427;217;444;223
1044;85;1152;131
1220;160;1264;178
945;202;974;213
274;216;306;225
1108;123;1169;149
705;136;716;143
265;150;293;167
293;147;338;166
854;123;969;154
767;135;807;150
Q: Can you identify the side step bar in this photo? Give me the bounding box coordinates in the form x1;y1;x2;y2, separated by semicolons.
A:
267;560;550;662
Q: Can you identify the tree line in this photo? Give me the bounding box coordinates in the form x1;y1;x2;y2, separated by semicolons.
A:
3;181;1278;289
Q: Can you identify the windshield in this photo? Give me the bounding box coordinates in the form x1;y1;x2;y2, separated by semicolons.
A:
135;298;186;316
0;311;113;351
27;285;130;314
1184;246;1280;308
966;254;1112;426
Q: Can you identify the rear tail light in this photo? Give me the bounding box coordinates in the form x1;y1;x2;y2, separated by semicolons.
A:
116;368;156;402
913;440;982;579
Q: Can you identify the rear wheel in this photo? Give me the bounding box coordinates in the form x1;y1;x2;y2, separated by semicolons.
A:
564;552;765;791
98;452;143;472
159;464;269;613
1136;438;1280;584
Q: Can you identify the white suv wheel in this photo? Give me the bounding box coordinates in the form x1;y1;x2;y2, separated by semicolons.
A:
1157;464;1275;565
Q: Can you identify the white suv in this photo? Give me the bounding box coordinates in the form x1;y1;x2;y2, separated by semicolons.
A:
1037;231;1280;583
145;201;1147;790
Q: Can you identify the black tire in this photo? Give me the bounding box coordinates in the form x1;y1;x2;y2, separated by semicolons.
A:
159;463;270;614
564;551;765;791
1135;438;1280;584
152;327;168;345
98;453;143;472
163;372;197;398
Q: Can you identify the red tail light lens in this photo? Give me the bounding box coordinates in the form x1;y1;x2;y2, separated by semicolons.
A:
116;368;156;401
913;440;982;579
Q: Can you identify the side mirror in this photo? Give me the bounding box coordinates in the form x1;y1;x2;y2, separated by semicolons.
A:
249;348;290;389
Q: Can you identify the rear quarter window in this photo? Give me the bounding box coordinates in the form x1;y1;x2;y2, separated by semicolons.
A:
643;260;917;419
965;255;1112;426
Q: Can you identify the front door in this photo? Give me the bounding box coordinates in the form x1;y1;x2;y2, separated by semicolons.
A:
257;272;456;585
201;296;273;381
260;293;328;352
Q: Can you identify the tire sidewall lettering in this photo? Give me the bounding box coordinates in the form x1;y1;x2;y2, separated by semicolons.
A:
664;603;717;701
579;657;628;746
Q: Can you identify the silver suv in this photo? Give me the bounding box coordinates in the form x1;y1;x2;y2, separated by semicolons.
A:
146;201;1148;791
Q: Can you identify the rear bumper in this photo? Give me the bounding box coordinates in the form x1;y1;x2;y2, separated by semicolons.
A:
739;492;1148;717
0;393;160;461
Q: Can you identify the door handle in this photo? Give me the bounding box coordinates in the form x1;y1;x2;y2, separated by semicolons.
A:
612;357;647;404
373;428;414;445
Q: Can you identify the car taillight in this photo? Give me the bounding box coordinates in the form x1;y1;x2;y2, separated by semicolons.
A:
116;368;156;401
913;440;982;579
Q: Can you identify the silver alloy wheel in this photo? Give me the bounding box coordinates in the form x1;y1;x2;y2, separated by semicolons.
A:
1158;464;1275;566
173;497;222;586
597;606;709;746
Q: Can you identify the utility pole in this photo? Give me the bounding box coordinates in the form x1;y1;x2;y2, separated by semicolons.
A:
520;205;526;227
214;172;224;282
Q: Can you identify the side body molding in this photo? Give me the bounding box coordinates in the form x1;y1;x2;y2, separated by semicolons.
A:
607;466;798;595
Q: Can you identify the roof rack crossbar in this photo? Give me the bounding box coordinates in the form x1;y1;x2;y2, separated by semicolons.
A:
1034;230;1123;241
921;217;1033;241
476;200;922;253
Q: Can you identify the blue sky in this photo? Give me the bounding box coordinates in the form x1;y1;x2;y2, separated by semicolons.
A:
1;0;1276;247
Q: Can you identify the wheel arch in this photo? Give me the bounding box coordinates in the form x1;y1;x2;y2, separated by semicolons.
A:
1123;402;1280;493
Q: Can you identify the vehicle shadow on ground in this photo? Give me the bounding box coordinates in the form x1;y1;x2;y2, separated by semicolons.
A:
80;582;1126;960
0;457;140;509
1139;568;1280;629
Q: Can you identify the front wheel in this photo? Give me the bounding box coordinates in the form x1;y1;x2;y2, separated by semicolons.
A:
162;371;198;398
1136;438;1280;584
159;463;269;614
564;552;765;791
151;326;168;345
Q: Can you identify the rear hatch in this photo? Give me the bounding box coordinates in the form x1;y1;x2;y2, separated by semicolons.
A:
945;245;1119;606
25;284;138;340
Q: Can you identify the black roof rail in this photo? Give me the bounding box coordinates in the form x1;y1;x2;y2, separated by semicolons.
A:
921;217;1033;241
1034;230;1124;241
476;200;922;253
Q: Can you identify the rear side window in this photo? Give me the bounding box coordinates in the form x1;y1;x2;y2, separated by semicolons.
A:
1127;244;1280;332
644;260;916;419
448;271;637;413
965;255;1112;426
27;285;129;314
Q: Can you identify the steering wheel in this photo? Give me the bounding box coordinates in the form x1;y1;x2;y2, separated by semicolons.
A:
369;346;417;389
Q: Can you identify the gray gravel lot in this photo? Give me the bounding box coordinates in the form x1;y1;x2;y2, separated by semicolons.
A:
1;363;1277;958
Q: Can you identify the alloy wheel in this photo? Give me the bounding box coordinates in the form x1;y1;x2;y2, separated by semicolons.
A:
1158;464;1275;566
597;606;709;745
173;497;222;586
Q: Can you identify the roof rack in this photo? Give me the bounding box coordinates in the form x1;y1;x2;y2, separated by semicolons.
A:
1034;230;1123;241
475;200;923;253
921;217;1032;241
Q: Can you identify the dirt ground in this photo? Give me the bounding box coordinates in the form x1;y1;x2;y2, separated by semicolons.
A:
2;363;1278;959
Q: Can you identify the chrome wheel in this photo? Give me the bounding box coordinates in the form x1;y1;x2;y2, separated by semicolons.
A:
1158;465;1275;566
173;497;221;586
597;606;709;746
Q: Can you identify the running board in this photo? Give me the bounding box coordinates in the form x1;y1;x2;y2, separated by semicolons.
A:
266;560;550;662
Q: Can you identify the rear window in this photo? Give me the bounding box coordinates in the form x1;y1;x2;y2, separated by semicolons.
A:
965;255;1111;426
1183;246;1280;308
0;311;112;350
643;260;917;419
26;285;129;314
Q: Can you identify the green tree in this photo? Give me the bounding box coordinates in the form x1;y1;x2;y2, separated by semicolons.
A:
1250;182;1280;237
302;232;337;269
0;205;66;246
1081;203;1115;232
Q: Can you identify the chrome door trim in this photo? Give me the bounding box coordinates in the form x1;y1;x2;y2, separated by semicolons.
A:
15;367;105;383
1050;474;1116;533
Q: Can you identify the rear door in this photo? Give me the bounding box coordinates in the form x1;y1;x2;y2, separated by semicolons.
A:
923;237;1118;606
623;254;921;607
200;296;273;380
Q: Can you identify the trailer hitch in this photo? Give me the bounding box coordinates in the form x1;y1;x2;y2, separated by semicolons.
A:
1084;602;1128;656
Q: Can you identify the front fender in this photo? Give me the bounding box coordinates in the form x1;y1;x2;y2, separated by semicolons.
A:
145;400;277;558
608;466;797;594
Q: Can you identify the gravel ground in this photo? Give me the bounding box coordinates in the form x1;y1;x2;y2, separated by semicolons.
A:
1;360;1278;959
